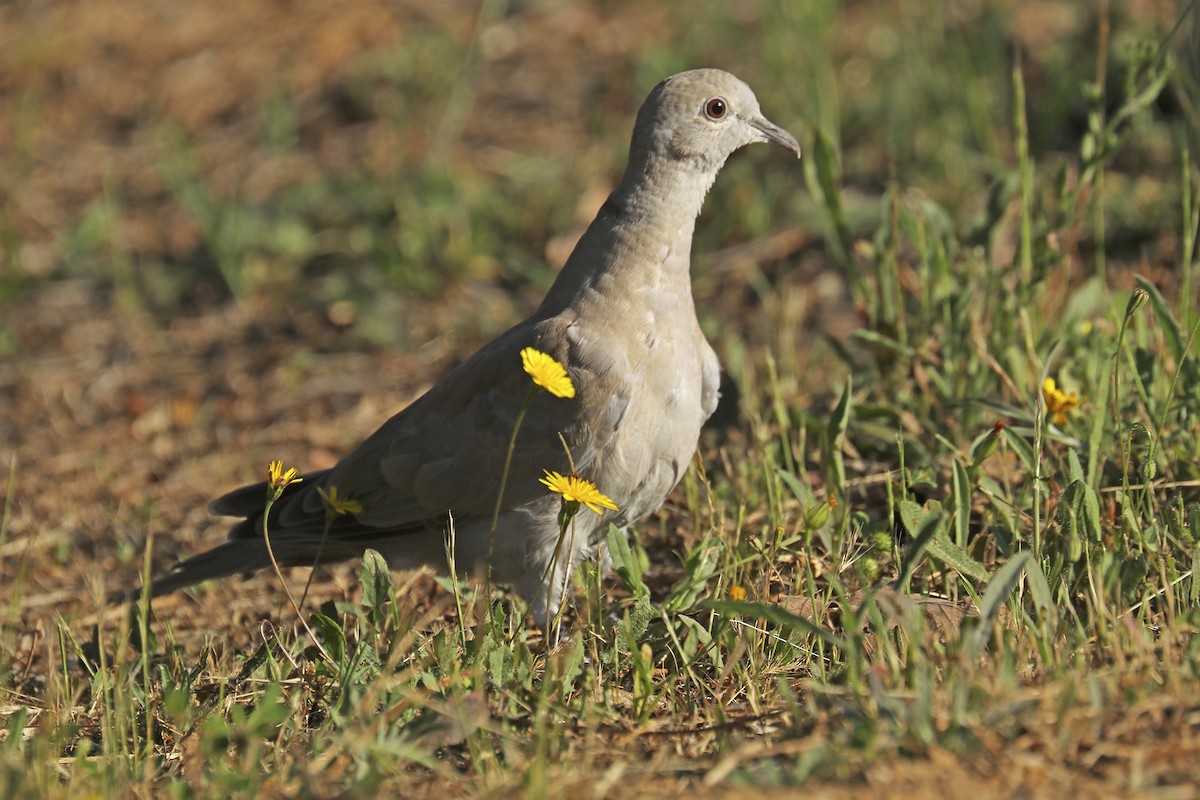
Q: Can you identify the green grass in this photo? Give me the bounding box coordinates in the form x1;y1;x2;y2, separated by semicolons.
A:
3;0;1200;796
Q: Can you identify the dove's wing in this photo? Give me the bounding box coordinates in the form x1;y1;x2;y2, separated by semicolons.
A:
268;315;634;531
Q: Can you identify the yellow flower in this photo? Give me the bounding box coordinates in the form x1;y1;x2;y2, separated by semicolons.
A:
728;584;747;601
267;460;302;490
539;470;618;514
1042;377;1080;425
317;485;363;516
521;347;576;399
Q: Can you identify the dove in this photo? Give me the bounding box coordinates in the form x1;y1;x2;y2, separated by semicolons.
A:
129;68;800;627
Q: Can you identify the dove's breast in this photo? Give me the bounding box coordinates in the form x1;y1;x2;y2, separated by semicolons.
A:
566;292;720;527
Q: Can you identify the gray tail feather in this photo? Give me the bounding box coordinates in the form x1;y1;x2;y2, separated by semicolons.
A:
109;523;420;605
108;533;344;604
109;539;273;604
208;469;330;519
112;467;430;605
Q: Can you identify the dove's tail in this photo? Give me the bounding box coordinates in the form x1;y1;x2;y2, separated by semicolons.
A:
111;539;275;603
109;524;342;604
110;468;438;605
109;470;336;604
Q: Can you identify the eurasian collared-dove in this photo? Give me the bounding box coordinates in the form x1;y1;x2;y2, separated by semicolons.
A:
132;69;800;625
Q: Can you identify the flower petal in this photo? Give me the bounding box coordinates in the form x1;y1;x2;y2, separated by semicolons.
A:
521;347;576;398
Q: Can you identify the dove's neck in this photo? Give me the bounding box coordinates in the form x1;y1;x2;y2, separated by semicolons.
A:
536;155;720;318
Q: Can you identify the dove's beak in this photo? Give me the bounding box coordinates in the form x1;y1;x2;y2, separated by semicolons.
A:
749;116;801;158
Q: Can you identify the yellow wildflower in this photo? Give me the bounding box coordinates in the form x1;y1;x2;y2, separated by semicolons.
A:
539;470;618;514
728;584;748;601
521;347;576;399
267;460;302;490
1042;377;1080;425
317;485;363;516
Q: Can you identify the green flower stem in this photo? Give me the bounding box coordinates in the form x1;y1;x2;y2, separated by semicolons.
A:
487;385;539;591
298;513;336;611
536;499;578;640
261;488;335;666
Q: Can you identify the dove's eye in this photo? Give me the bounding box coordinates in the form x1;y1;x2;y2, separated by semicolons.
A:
703;97;727;120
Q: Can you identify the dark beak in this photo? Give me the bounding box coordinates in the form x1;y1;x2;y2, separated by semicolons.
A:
749;116;801;158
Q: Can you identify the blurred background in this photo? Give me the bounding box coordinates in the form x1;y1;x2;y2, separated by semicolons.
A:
0;0;1195;601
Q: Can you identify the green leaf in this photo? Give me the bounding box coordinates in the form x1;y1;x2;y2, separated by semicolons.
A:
1023;557;1055;623
1001;426;1038;473
487;637;516;686
246;684;291;735
850;329;916;359
360;548;393;620
805;127;852;266
1067;448;1084;484
1192;548;1200;607
776;467;815;505
619;596;653;648
1136;275;1186;365
966;552;1031;658
951;460;971;547
1058;480;1103;546
550;636;586;688
927;530;989;583
350;641;382;685
896;499;945;592
677;613;713;650
826;376;853;492
663;536;722;613
309;613;346;664
1086;356;1113;489
703;600;845;650
1081;482;1102;542
969;423;1003;469
607;523;648;597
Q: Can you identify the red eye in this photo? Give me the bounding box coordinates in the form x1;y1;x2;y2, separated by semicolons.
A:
704;97;727;120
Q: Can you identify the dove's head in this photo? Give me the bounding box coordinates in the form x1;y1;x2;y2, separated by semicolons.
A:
628;69;800;174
